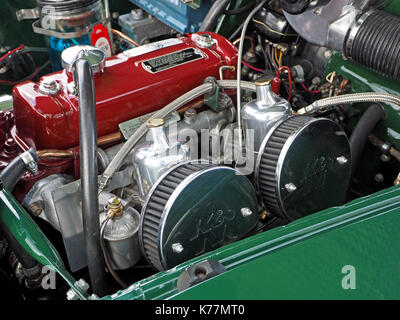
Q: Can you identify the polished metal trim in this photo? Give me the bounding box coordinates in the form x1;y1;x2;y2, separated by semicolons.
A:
345;9;375;57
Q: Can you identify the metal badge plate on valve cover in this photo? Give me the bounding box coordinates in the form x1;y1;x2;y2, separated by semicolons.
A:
139;160;258;271
256;115;351;221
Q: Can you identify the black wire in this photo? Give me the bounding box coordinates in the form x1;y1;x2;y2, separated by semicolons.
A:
258;34;271;72
228;0;267;40
254;217;278;233
266;43;277;72
229;20;246;41
0;61;50;86
100;217;128;289
224;0;257;15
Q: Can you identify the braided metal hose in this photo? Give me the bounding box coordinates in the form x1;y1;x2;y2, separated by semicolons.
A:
99;80;256;192
298;92;400;115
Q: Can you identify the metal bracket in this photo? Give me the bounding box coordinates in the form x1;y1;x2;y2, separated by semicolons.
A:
32;17;111;39
204;77;223;112
16;8;40;21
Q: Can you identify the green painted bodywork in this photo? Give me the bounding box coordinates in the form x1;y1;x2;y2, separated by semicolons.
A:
103;185;400;300
1;0;400;301
325;54;400;150
0;187;89;300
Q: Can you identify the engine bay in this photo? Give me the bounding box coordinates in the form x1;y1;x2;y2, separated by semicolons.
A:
1;0;400;300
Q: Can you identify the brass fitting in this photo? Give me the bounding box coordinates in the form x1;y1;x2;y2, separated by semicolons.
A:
394;172;400;186
260;210;269;220
106;196;124;219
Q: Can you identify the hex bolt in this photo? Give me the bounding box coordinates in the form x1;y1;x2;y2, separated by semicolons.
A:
285;183;297;193
67;279;90;300
375;173;384;183
30;203;43;216
172;243;184;254
314;7;322;15
66;82;77;95
131;9;144;20
184;108;197;124
324;50;332;59
336;156;348;165
241;207;253;217
66;289;78;301
380;154;391;162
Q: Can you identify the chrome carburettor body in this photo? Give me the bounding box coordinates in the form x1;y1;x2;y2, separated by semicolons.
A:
241;77;291;159
132;119;190;202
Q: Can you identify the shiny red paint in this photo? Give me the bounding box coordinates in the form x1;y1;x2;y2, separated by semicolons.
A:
12;32;238;150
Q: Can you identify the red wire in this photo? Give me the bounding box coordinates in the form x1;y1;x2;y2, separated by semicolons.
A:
300;82;321;94
276;66;292;101
0;44;24;63
242;60;264;73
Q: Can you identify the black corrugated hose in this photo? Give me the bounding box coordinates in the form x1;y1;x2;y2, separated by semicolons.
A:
345;10;400;81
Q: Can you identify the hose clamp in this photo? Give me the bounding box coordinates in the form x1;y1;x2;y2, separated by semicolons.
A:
345;9;375;58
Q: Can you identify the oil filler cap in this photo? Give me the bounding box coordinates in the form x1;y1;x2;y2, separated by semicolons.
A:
61;45;105;74
256;115;351;221
139;160;258;271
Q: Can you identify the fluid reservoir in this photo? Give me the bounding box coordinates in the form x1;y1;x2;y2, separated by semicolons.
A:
12;32;237;150
99;196;141;270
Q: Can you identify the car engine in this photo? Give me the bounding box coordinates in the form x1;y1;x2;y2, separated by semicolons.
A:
1;0;400;300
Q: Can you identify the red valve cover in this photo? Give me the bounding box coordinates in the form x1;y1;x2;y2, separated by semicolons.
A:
12;32;237;150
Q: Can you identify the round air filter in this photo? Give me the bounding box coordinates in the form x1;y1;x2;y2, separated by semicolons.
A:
139;160;258;271
256;115;351;221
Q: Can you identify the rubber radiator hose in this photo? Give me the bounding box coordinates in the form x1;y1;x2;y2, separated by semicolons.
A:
0;148;41;285
199;0;232;32
349;103;385;178
0;148;38;191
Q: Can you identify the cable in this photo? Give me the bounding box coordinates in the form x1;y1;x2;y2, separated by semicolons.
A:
233;36;255;52
0;45;24;63
111;29;140;47
199;0;232;31
298;92;400;115
252;18;297;37
242;60;264;72
236;0;269;150
229;20;246;41
0;61;50;86
265;43;277;71
276;66;292;101
100;217;128;289
224;0;257;15
258;34;270;72
300;82;321;94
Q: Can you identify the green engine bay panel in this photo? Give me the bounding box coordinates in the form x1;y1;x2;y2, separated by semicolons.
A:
103;185;400;300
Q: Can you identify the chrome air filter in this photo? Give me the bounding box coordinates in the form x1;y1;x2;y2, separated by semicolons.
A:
256;116;351;221
139;160;258;271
